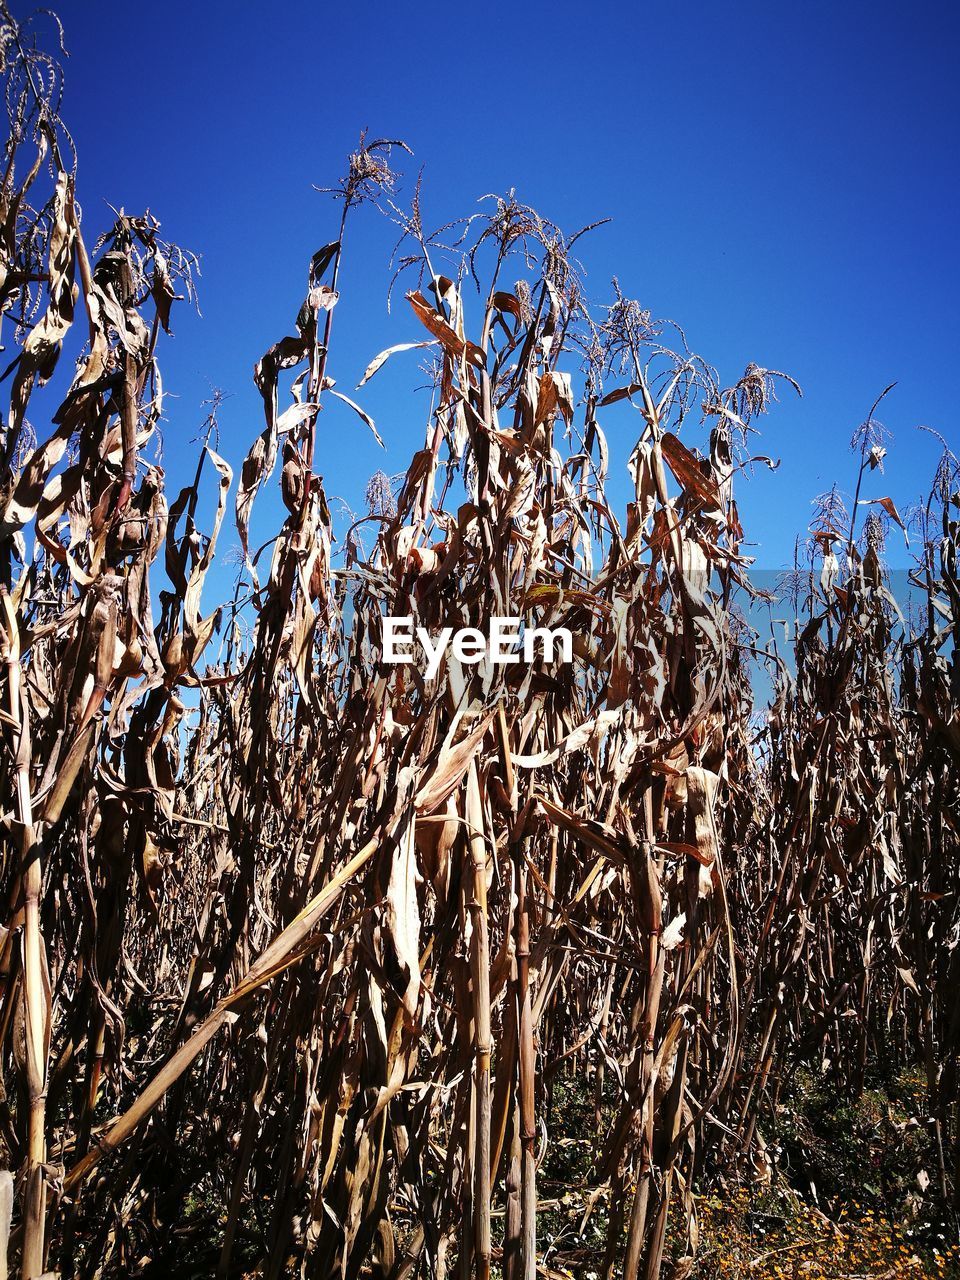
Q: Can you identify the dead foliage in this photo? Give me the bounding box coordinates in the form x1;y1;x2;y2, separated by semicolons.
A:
0;8;955;1279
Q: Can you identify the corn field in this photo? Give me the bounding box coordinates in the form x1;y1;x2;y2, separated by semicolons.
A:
0;7;956;1278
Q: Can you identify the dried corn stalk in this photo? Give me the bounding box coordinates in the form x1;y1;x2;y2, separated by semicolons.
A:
0;10;954;1280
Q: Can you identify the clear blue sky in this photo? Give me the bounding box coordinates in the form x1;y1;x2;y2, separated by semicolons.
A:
44;0;959;578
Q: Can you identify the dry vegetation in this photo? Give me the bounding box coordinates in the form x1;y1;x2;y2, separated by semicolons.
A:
0;7;957;1278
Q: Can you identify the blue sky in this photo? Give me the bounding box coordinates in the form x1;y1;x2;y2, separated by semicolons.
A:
45;0;959;583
